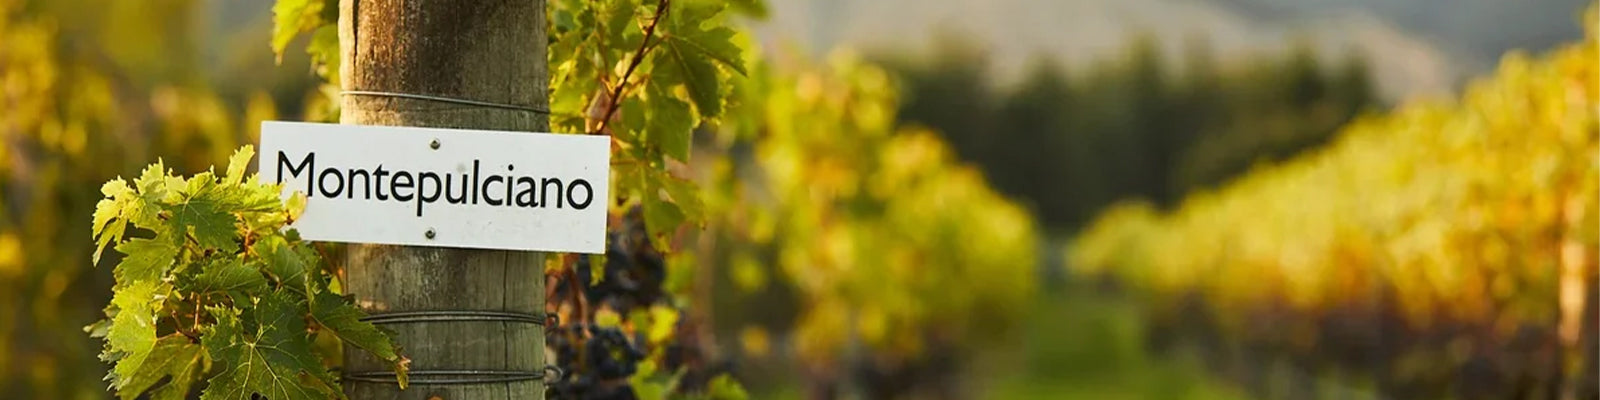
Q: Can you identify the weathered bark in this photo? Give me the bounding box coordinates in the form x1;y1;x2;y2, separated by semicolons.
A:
338;0;548;399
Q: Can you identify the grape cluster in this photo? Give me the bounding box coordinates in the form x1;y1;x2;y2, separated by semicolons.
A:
545;210;728;399
571;227;666;314
546;324;645;399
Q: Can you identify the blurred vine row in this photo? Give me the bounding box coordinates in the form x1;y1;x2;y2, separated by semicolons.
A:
696;53;1040;398
1071;9;1599;399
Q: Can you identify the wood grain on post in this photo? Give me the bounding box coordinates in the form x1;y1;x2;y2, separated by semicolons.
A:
337;0;548;399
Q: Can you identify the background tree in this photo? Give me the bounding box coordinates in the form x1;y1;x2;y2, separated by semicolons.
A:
884;34;1380;233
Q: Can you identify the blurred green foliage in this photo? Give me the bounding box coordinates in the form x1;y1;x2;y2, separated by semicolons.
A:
884;35;1377;233
699;52;1040;398
981;289;1250;400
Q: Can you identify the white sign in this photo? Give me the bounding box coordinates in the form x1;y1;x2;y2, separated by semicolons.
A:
258;121;610;254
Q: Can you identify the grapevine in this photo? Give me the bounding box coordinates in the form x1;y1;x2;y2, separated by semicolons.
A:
88;147;408;399
541;0;752;396
1071;11;1598;398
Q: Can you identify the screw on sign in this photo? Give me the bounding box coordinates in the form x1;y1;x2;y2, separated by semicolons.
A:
259;122;609;253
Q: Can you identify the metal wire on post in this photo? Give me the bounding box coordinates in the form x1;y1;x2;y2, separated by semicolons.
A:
359;310;547;325
345;370;547;385
349;310;551;386
342;91;551;114
339;0;550;397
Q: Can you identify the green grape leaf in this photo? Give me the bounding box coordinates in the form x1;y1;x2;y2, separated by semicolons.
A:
223;146;254;186
603;0;639;52
656;172;703;222
254;236;315;293
106;281;165;392
641;192;685;248
167;194;238;252
619;96;649;142
550;2;577;33
127;162;180;229
271;0;324;62
548;40;597;133
85;318;112;339
134;161;178;204
116;334;204;400
549;79;593;132
92;207;125;263
654;37;724;118
548;2;598;130
648;87;695;162
94;179;133;234
168;171;277;253
201;293;340;400
113;238;179;285
93;179;135;263
665;2;746;75
195;258;269;303
309;291;409;388
164;174;238;251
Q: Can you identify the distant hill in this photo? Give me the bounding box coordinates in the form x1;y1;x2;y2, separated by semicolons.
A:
1209;0;1590;71
747;0;1590;101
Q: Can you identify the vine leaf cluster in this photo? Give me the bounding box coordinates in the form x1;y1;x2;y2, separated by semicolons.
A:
549;0;746;251
90;147;408;400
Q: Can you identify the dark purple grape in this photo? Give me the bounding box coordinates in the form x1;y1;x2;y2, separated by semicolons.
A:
545;207;730;400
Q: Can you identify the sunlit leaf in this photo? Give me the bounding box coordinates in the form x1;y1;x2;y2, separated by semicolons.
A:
200;293;341;400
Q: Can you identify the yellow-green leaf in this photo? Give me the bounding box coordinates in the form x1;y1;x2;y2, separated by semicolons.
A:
270;0;324;62
113;238;178;285
106;281;165;392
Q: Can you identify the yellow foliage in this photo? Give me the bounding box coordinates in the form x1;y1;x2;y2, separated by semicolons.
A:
707;51;1040;366
1071;18;1598;331
0;2;274;396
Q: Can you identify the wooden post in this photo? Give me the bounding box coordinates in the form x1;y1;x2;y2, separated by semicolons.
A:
337;0;547;399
